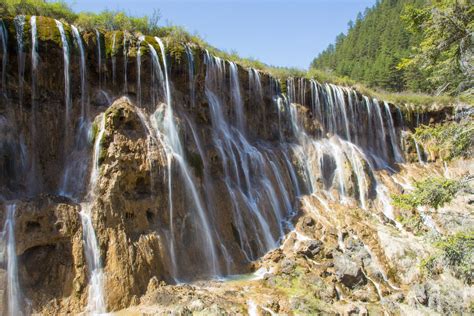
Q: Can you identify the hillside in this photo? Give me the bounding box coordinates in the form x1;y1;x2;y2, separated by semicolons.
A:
311;0;473;96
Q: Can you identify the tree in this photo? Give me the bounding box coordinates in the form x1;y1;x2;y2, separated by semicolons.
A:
400;0;473;95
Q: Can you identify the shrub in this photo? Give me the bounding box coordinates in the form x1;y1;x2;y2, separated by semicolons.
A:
392;177;463;211
413;121;474;161
422;231;474;284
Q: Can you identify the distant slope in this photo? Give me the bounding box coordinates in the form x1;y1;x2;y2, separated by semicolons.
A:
311;0;426;92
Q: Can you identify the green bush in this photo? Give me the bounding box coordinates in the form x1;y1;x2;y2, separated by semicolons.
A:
392;176;462;211
422;231;474;283
413;121;474;161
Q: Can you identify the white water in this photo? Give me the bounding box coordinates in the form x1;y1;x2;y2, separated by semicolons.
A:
95;30;102;87
3;204;22;316
229;62;245;132
383;102;403;163
28;16;39;194
30;17;38;73
0;19;7;96
136;36;144;106
155;37;219;279
71;26;87;121
81;114;107;314
111;32;117;87
14;15;25;107
55;20;71;133
123;34;128;93
185;45;195;107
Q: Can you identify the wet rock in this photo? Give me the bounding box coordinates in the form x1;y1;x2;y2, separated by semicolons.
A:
333;254;366;289
303;216;315;227
298;240;322;258
345;304;368;315
280;258;296;274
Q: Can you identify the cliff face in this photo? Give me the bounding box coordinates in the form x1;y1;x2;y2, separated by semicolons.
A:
0;15;471;315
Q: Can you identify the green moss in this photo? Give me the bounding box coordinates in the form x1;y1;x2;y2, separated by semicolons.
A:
104;30;123;57
391;176;463;212
269;268;332;314
35;16;72;48
90;119;99;144
413;121;474;161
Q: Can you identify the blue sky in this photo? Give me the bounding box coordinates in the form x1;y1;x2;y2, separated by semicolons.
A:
64;0;376;69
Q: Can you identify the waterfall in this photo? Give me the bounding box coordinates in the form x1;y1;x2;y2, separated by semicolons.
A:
95;30;102;87
14;15;25;107
383;102;403;163
205;52;301;260
136;36;144;106
414;112;426;164
229;62;245;132
58;25;89;198
2;204;23;316
185;45;195;107
30;16;38;107
147;43;164;106
28;16;39;194
0;19;7;96
55;20;71;135
373;99;389;162
123;34;128;93
81;114;106;314
111;32;117;87
154;37;220;279
72;26;87;121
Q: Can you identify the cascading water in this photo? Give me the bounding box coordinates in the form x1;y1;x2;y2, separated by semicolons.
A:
28;16;39;194
55;20;71;136
153;37;220;279
185;45;195;107
0;19;7;96
14;15;25;107
205;52;300;261
81;114;107;314
2;204;22;316
59;25;90;198
383;101;403;163
95;29;102;87
123;33;128;93
229;61;245;132
136;36;144;106
111;32;117;87
72;25;87;122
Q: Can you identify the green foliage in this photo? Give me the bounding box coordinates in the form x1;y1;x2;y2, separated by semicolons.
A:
311;0;473;96
413;121;474;160
400;0;473;95
0;0;161;34
397;212;425;234
422;231;474;283
311;0;426;92
0;0;76;21
391;176;462;211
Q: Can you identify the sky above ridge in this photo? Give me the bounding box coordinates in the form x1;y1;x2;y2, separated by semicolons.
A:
64;0;376;69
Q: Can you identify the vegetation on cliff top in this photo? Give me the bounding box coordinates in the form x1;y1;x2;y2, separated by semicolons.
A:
311;0;473;97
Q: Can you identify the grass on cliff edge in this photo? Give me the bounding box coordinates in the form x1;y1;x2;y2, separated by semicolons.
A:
2;0;468;109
